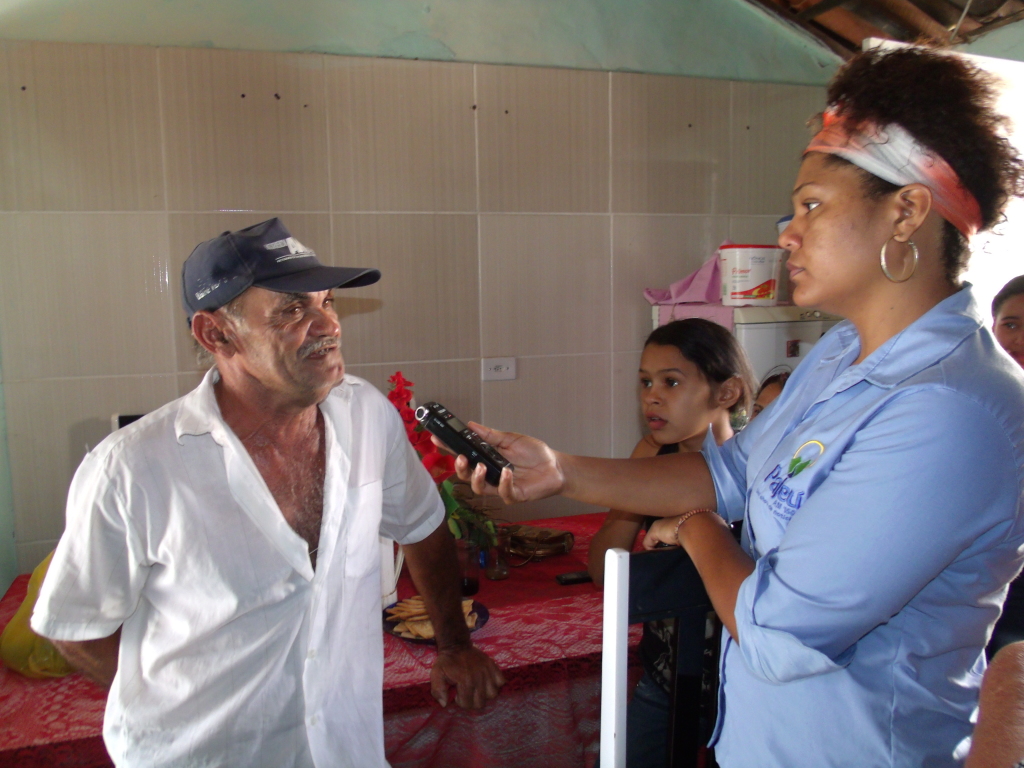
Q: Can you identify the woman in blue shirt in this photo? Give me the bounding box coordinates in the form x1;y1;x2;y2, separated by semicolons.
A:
455;48;1024;767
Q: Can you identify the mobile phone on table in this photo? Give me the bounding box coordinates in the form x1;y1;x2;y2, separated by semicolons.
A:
414;402;512;486
555;570;593;586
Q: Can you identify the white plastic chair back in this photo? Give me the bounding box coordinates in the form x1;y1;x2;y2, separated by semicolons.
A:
601;547;630;768
380;537;404;608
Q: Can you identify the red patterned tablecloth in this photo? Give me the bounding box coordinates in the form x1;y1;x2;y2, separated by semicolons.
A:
0;513;640;767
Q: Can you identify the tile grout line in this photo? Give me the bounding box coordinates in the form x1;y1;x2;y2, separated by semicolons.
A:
473;63;486;423
726;80;734;223
0;210;771;219
347;356;487;369
323;53;335;264
4;352;616;386
155;47;181;383
374;351;614;364
608;71;615;459
5;352;623;384
5;372;189;385
16;538;59;547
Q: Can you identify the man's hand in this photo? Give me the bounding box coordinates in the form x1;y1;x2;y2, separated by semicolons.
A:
51;628;121;689
448;423;566;505
430;644;506;709
403;524;507;709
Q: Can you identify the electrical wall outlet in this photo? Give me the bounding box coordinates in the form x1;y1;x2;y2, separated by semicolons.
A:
482;357;516;381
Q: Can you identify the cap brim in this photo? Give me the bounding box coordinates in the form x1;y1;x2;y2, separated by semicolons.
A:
255;265;381;294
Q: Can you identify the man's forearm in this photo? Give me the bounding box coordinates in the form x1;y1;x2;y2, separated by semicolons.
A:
402;524;472;650
967;642;1024;768
562;450;718;518
51;628;121;690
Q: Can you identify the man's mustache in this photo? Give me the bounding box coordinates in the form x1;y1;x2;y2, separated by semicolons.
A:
299;337;340;359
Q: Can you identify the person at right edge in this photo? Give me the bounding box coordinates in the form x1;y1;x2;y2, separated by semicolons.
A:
453;48;1024;766
987;274;1024;659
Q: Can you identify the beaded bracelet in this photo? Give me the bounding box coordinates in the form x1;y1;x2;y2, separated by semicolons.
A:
673;508;713;545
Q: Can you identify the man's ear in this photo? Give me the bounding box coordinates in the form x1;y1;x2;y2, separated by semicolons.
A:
714;376;743;411
190;311;237;359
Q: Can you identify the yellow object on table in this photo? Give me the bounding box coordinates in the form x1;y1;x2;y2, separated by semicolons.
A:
0;550;74;678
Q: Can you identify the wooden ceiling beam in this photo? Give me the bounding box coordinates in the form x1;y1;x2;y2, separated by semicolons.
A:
949;0;1012;18
865;0;953;40
746;0;857;57
960;6;1024;39
796;0;848;20
910;0;982;31
815;5;893;42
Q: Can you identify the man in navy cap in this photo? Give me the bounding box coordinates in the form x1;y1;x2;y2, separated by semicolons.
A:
32;218;505;768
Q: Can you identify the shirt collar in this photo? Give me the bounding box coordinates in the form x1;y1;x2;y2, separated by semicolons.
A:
825;284;983;391
174;367;362;443
175;367;227;443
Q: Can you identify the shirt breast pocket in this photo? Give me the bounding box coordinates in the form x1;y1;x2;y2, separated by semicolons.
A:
344;479;384;578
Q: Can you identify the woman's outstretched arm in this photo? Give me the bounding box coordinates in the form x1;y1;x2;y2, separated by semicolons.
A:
453;423;718;518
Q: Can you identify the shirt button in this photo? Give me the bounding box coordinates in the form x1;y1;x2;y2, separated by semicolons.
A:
307;649;316;660
309;714;319;727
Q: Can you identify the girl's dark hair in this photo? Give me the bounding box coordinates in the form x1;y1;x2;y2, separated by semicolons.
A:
644;318;756;416
822;47;1024;283
757;370;791;399
993;275;1024;317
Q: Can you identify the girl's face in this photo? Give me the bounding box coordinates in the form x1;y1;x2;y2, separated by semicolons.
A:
751;381;784;419
638;343;723;450
994;293;1024;369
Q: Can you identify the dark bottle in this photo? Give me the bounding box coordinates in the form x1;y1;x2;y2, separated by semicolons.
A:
460;576;480;596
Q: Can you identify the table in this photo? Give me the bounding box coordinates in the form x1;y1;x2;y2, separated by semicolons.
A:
0;513;641;767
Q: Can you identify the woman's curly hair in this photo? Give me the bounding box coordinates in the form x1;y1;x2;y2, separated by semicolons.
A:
823;47;1024;282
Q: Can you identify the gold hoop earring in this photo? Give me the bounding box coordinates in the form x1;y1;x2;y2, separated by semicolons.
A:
880;238;919;283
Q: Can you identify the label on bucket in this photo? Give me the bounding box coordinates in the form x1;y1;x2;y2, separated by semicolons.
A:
719;246;784;307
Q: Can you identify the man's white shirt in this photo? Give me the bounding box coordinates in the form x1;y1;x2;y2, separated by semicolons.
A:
32;369;444;768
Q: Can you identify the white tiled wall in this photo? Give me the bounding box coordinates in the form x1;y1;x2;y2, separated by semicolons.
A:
0;39;824;572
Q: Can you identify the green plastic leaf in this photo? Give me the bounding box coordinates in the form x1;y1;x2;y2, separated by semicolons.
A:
438;479;463;519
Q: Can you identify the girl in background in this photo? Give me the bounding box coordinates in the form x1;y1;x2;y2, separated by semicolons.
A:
992;275;1024;369
750;369;791;420
988;274;1024;658
588;317;754;767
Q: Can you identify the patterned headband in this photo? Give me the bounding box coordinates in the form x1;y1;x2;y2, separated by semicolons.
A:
805;108;983;238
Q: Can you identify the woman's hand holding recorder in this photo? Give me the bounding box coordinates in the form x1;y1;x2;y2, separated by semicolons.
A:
439;423;566;505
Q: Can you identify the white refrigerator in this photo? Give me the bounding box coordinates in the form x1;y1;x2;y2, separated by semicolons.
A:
652;305;842;385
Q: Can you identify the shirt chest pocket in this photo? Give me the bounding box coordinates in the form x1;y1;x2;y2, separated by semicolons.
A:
344;479;384;578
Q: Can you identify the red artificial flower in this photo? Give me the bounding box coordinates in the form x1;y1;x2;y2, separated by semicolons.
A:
412;430;435;455
387;370;455;482
387;387;410;408
398;406;417;428
422;451;456;483
387;372;414;390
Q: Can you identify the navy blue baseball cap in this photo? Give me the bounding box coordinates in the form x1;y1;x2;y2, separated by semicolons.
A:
181;218;380;322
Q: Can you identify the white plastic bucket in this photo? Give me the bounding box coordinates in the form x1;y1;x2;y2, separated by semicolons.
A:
719;245;784;306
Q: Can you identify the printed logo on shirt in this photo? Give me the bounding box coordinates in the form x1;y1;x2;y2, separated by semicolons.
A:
788;440;824;477
757;440;825;523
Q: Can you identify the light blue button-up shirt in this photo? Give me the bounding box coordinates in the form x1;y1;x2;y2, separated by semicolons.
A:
703;286;1024;767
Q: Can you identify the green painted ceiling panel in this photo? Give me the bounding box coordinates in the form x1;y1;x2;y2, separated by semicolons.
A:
0;0;841;84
